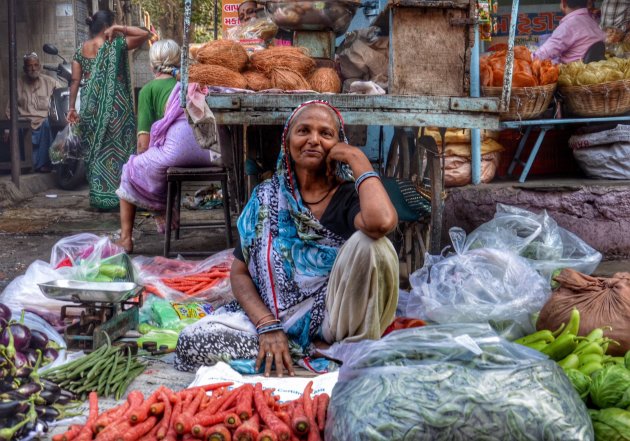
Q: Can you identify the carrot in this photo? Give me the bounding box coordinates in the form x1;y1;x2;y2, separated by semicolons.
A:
156;390;173;440
224;412;242;430
219;385;246;412
256;429;278;441
233;413;260;441
185;382;234;395
302;382;320;441
94;422;131;441
95;402;129;432
236;384;254;421
52;424;82;441
75;391;99;441
315;393;329;432
206;424;232;441
276;410;291;428
150;401;165;416
165;393;183;440
116;416;158;441
253;383;291;441
130;390;160;423
191;411;232;438
290;400;309;436
175;388;206;434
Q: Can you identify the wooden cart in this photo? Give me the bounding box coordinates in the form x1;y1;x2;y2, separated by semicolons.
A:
181;0;505;275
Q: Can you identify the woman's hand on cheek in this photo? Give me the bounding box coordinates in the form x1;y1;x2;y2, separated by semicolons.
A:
256;330;295;377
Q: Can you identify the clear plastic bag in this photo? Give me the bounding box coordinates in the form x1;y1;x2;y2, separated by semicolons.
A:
323;324;594;441
1;234;129;315
459;204;602;281
132;250;234;305
49;124;84;164
407;228;550;336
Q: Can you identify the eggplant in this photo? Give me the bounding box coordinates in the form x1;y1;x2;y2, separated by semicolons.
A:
0;324;31;352
0;400;21;418
15;382;42;397
0;355;7;369
0;379;18;393
35;405;60;421
38;389;59;405
0;304;10;324
13;366;32;379
42;347;59;363
13;351;28;369
28;330;48;351
23;349;39;367
41;379;60;395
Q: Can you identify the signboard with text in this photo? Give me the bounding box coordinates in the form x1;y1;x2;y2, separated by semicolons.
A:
490;6;562;48
222;1;240;37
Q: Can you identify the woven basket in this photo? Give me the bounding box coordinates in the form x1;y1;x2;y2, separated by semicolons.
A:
559;78;630;117
482;83;557;120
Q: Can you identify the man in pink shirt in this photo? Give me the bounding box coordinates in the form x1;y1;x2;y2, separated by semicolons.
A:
534;0;606;64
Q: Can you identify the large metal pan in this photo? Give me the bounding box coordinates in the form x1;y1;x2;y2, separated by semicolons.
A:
38;280;143;303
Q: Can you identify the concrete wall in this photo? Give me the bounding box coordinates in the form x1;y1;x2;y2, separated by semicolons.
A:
442;181;630;260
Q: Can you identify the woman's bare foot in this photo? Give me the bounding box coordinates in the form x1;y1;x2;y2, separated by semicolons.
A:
311;339;332;358
116;237;134;254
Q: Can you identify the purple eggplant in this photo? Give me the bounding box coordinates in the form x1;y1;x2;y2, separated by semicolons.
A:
0;304;10;324
35;405;60;421
0;324;31;352
13;352;28;369
28;330;48;351
15;382;42;397
42;347;58;363
23;349;38;367
14;366;32;379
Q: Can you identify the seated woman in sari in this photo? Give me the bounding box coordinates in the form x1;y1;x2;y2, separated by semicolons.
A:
175;100;399;376
115;82;220;253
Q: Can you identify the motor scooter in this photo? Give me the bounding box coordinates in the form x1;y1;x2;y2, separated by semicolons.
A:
42;43;85;190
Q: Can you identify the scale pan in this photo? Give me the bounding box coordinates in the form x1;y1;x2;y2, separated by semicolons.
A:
38;280;143;303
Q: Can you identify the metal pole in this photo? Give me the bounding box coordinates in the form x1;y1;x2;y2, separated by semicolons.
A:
500;0;519;112
181;0;192;108
8;0;19;187
214;0;219;40
470;23;481;185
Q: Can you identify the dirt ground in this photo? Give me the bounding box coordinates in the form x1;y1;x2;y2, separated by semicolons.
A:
0;182;235;291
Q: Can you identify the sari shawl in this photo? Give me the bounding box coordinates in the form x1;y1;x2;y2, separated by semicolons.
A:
77;36;135;210
236;100;354;342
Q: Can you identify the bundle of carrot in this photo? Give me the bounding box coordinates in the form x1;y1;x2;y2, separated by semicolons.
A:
145;265;231;298
52;381;330;441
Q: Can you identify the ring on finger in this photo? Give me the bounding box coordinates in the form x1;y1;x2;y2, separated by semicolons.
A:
266;352;273;358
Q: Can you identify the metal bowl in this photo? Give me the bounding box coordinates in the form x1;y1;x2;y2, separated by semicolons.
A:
264;1;361;36
38;279;143;303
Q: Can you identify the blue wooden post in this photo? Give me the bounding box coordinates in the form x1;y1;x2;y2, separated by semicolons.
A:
181;0;192;108
471;23;481;185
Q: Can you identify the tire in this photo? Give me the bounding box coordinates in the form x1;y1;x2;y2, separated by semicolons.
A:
56;158;86;190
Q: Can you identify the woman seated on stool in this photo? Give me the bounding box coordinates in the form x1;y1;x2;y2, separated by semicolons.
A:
115;82;220;253
175;100;399;376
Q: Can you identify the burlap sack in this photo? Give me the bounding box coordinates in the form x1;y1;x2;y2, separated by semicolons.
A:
537;268;630;356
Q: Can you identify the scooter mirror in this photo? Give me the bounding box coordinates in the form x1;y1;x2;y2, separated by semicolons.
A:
43;44;59;56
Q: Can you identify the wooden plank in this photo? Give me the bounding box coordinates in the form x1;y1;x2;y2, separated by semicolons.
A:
390;8;469;96
373;0;470;29
206;94;498;113
211;110;500;130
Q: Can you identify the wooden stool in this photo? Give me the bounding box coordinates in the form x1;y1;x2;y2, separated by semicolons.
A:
164;166;233;257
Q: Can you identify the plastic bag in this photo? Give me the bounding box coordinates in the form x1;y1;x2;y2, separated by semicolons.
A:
407;228;550;336
49;124;83;164
133;250;234;305
1;234;129;315
572;141;630;180
459;204;602;281
323;323;594;441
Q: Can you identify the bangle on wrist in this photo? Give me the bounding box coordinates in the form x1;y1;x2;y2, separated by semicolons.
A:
171;68;179;78
256;319;280;330
255;313;275;327
354;171;380;192
257;323;284;335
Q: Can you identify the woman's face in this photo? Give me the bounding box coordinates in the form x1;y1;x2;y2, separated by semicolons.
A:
287;105;339;171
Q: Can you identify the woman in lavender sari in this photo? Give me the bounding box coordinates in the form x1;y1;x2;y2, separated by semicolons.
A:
116;82;219;253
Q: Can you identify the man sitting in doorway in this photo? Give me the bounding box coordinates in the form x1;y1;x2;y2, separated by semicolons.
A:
4;52;59;173
534;0;606;64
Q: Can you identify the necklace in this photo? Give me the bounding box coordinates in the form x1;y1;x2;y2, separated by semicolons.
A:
302;185;336;205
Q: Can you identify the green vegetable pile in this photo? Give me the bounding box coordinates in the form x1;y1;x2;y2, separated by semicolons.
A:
325;324;593;441
42;335;146;400
515;308;630;441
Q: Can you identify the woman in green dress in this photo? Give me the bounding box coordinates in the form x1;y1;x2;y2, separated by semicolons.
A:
67;10;152;210
136;39;180;154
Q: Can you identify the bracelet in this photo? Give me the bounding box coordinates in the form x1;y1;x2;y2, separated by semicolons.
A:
256;319;280;330
354;171;380;192
257;323;284;335
171;68;180;78
255;313;275;327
